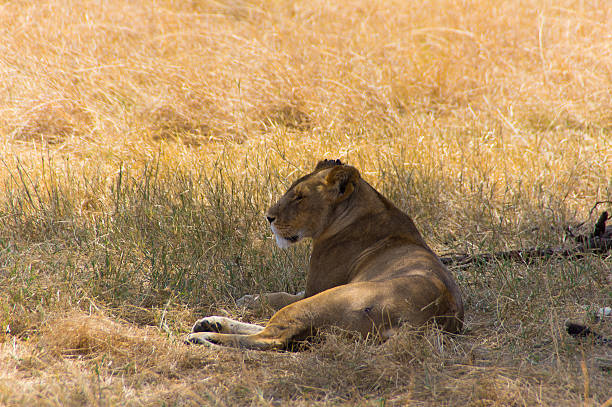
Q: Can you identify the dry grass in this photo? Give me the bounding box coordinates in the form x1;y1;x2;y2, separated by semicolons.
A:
0;0;611;405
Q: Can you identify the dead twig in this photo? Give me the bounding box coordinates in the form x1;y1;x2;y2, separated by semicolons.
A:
441;211;612;269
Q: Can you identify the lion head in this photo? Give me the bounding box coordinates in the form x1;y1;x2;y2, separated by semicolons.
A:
266;159;361;248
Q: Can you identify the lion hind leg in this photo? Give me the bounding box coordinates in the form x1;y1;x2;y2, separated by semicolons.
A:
209;281;413;350
191;316;264;335
262;277;458;341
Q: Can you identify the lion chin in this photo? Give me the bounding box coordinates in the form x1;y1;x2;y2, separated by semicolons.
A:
271;225;301;249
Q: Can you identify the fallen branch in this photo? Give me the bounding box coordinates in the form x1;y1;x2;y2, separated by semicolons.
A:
441;211;612;269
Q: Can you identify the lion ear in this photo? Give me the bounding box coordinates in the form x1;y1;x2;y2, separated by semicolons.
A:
325;165;360;202
314;159;343;172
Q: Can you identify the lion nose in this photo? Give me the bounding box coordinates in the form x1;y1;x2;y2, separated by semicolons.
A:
266;216;275;224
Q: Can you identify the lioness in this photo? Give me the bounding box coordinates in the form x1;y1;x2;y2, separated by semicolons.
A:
186;159;464;350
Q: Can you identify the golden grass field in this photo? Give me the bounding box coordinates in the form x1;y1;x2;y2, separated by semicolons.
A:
0;0;611;405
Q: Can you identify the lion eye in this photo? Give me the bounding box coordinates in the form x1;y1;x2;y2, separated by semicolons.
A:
294;193;305;202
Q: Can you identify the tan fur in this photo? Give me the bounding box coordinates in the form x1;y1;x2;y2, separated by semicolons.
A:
187;160;464;350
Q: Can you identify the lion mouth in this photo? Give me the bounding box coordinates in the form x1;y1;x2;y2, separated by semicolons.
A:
270;225;301;249
274;233;302;249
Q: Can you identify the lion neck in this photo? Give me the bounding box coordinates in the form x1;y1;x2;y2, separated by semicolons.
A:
304;179;427;297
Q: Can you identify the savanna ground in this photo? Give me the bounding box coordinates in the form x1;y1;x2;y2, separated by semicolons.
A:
0;0;611;405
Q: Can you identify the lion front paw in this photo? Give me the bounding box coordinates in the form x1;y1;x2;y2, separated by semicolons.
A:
191;317;225;333
184;332;221;347
236;294;260;308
